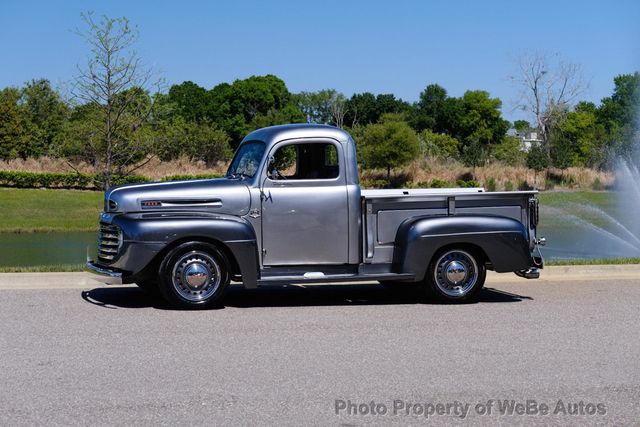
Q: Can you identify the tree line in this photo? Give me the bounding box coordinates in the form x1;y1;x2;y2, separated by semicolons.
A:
0;15;638;188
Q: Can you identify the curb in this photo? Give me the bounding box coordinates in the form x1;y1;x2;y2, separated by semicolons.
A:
487;264;640;283
0;272;122;289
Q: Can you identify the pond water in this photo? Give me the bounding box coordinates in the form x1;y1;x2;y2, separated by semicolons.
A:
0;213;623;268
0;232;97;267
538;214;636;260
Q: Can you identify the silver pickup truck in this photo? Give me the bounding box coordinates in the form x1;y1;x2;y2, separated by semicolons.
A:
88;124;544;308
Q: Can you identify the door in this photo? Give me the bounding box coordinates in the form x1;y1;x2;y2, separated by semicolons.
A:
260;140;349;265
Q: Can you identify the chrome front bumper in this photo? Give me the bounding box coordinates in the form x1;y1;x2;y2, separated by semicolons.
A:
86;260;123;285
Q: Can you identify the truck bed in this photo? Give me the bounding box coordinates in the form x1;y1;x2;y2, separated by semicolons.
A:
361;188;538;265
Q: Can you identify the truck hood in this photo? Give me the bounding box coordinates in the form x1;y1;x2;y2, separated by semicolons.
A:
104;178;251;216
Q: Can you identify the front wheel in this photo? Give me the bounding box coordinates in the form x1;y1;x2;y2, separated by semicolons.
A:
158;242;231;309
424;248;486;302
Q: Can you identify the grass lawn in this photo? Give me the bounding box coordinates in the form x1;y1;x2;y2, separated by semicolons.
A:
0;188;102;232
537;191;617;214
0;263;86;273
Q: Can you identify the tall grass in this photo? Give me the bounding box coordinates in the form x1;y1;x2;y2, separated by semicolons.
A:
0;156;228;181
375;159;614;190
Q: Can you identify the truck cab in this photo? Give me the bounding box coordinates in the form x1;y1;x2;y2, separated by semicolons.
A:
88;124;544;309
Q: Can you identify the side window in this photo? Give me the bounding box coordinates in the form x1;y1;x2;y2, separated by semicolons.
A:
269;143;339;180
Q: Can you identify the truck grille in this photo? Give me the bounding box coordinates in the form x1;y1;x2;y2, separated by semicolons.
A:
98;222;122;263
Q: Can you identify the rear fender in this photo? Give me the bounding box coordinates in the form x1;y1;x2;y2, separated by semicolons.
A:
393;215;532;281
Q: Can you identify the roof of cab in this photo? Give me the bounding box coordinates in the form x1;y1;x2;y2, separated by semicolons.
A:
241;123;351;147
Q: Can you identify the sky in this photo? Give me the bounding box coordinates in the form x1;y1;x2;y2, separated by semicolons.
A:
1;0;639;122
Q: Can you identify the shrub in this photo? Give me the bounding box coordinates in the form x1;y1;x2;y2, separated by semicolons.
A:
360;178;389;188
544;179;555;190
420;129;460;160
430;179;449;188
504;181;514;191
485;177;497;192
491;136;526;166
0;170;149;190
518;180;533;191
592;177;605;191
456;179;480;188
162;174;224;181
108;174;150;186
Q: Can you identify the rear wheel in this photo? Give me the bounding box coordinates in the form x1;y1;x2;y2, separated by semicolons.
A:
158;242;230;309
424;248;486;302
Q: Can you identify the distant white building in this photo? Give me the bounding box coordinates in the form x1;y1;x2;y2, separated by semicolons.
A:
508;128;543;152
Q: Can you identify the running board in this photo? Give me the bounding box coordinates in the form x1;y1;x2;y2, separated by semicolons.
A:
257;272;415;285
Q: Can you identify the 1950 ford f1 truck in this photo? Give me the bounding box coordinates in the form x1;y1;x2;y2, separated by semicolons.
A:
87;124;544;308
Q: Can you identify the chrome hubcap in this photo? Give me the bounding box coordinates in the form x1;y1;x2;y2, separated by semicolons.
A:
445;260;467;284
434;250;478;297
183;262;209;289
171;251;221;302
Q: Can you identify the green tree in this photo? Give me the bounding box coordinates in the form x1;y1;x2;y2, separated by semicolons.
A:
526;142;549;176
209;75;304;146
360;114;420;179
53;103;103;162
491;136;526;166
410;84;462;134
596;72;640;159
19;79;69;157
549;132;573;171
0;88;29;159
343;92;377;126
250;103;306;130
461;138;487;168
344;93;409;127
513;119;530;133
419;129;460;159
554;102;605;168
459;90;509;147
166;81;210;123
294;89;340;124
154;116;231;165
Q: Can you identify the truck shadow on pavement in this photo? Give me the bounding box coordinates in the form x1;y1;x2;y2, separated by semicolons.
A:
81;283;532;310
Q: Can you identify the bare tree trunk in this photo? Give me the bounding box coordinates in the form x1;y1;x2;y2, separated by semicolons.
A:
72;13;159;190
510;52;586;174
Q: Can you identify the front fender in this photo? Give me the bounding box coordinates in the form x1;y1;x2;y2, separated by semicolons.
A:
111;213;259;288
393;215;533;280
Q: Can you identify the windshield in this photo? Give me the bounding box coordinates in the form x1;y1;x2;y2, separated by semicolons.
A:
226;141;266;179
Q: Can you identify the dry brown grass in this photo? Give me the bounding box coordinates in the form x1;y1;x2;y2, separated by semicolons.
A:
0;156;615;190
368;159;615;191
0;156;228;180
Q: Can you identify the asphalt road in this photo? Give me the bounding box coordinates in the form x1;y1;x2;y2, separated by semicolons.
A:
0;273;639;425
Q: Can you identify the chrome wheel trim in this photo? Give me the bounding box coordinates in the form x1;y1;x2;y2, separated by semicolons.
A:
171;251;222;302
434;250;478;297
